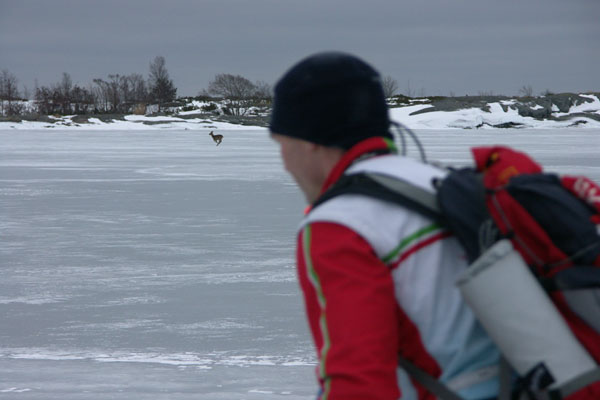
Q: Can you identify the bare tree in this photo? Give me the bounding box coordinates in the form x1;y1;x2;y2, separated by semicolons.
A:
519;85;534;98
60;73;72;97
35;86;53;114
405;79;415;98
208;73;256;99
148;56;177;111
542;89;555;96
107;74;123;112
22;85;31;100
1;69;21;116
70;85;94;114
207;73;257;116
381;75;399;98
253;80;272;101
92;73;148;113
35;73;95;115
93;78;111;112
126;73;148;104
93;74;121;113
0;71;4;115
58;72;74;114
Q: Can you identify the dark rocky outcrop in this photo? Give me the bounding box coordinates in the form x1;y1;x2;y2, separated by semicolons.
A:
402;93;599;124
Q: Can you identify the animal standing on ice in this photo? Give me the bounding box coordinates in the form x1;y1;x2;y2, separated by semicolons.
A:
209;131;223;146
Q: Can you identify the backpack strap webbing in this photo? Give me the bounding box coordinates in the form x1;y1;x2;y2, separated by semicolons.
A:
398;355;517;400
547;367;600;400
397;355;464;400
312;172;444;223
499;357;513;400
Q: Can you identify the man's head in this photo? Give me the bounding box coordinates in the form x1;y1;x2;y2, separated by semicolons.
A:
270;52;391;203
269;51;391;150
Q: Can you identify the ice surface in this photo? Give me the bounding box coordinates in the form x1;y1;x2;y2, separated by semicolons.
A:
1;128;599;398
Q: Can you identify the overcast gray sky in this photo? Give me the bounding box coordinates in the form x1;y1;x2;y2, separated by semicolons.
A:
1;0;598;97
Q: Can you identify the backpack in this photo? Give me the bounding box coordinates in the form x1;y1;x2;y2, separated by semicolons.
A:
313;145;600;400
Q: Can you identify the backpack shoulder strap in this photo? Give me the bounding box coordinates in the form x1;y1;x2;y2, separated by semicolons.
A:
312;171;444;222
398;355;464;400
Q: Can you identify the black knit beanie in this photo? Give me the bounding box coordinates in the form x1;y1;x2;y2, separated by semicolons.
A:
269;52;391;149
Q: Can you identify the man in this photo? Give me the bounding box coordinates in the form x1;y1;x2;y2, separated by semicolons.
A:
270;52;500;399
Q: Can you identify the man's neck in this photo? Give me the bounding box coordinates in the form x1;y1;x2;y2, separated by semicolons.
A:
320;137;396;194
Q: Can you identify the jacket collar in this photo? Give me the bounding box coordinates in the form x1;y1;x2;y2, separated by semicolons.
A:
303;137;396;215
321;137;397;194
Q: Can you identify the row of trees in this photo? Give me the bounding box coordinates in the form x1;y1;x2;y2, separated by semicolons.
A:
2;58;273;117
2;59;403;117
1;56;177;116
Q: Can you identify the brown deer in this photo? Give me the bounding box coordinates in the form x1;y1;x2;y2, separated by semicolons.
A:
209;131;223;146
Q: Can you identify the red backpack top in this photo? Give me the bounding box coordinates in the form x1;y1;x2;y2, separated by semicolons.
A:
472;146;600;273
469;147;600;399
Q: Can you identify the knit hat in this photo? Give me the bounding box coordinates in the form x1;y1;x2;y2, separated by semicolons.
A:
269;52;391;149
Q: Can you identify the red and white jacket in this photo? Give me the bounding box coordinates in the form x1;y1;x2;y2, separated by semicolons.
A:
297;137;500;399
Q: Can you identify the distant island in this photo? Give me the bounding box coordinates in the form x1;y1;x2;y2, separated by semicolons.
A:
1;92;599;130
2;58;599;130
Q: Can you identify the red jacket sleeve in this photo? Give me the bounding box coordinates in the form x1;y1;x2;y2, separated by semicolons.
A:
297;221;400;400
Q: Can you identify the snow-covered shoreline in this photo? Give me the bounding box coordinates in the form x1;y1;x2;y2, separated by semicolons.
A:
0;114;266;131
1;94;599;131
389;94;600;129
